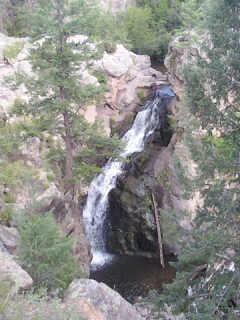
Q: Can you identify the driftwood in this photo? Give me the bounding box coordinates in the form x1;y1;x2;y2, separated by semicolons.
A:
152;192;165;268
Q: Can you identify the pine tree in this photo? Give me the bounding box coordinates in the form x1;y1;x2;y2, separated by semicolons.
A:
10;0;122;196
160;0;240;318
16;210;81;293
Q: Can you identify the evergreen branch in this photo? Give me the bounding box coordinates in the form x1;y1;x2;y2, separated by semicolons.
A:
69;105;84;125
195;219;234;254
210;272;238;316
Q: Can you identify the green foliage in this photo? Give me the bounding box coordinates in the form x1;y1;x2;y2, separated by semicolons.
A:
137;91;144;100
0;209;12;226
0;112;44;226
121;5;160;56
85;9;129;50
180;0;203;32
0;116;19;157
100;41;117;54
73;163;102;184
5;0;33;37
93;69;107;85
4;40;25;59
156;169;172;190
46;173;55;182
4;193;16;204
0;0;10;34
0;276;18;315
9;0;122;195
160;208;184;244
16;210;82;294
0;161;39;190
160;0;240;318
128;0;190;59
125;115;135;124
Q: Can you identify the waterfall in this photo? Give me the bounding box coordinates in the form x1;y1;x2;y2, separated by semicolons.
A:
83;87;174;269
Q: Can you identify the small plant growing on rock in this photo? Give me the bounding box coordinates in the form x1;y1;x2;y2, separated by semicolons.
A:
137;91;144;100
93;69;107;85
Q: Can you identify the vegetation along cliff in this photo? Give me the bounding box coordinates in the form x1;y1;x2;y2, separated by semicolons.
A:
0;0;239;319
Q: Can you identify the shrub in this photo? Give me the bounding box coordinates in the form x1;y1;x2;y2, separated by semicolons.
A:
93;69;107;85
4;40;25;59
137;91;144;100
16;210;82;294
0;208;12;226
4;193;16;204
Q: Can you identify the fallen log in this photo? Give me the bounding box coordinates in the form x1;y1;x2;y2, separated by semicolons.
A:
152;192;165;268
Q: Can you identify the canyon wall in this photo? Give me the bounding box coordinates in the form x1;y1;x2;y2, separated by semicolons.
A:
106;33;203;258
0;32;166;275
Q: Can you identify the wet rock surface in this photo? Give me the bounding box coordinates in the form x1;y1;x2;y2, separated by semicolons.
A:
107;94;175;257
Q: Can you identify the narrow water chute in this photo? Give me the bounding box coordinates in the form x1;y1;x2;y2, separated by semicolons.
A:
83;88;174;268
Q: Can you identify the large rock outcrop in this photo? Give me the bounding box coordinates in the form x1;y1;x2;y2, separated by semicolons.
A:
0;225;19;254
0;251;33;290
164;31;207;98
88;44;167;135
0;33;167;135
65;279;143;320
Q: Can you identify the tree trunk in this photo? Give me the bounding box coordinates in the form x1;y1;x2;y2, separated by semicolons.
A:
152;192;165;268
63;111;73;194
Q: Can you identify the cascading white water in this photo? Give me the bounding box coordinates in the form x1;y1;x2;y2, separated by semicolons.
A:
83;88;174;269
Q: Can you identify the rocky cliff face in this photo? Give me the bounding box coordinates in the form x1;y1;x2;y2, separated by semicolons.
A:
105;34;203;258
164;31;207;97
106;96;184;257
86;43;167;135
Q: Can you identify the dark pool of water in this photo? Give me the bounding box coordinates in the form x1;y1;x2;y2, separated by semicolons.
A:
150;58;168;74
90;255;176;302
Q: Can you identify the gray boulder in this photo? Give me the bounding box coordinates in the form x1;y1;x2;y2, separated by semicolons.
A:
0;225;19;254
0;239;9;253
0;251;33;290
65;279;143;320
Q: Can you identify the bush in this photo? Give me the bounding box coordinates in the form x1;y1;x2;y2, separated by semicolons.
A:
0;208;12;226
16;210;82;294
4;40;25;59
4;193;16;204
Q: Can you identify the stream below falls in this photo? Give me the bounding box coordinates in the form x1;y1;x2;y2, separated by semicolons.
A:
90;255;177;302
